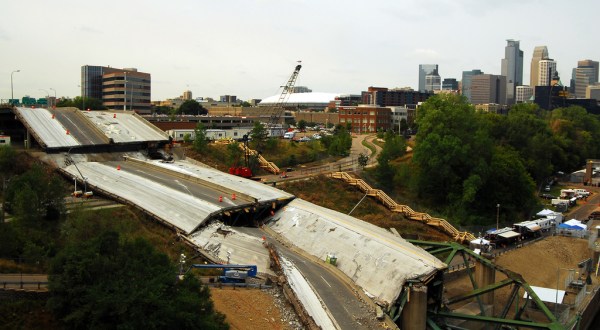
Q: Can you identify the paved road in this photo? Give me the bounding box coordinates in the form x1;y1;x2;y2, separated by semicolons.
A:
49;108;107;145
105;160;252;206
564;185;600;221
236;227;382;329
0;274;48;290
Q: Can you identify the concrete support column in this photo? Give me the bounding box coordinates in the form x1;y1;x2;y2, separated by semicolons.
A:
401;284;428;330
584;160;593;185
25;130;30;149
475;261;495;306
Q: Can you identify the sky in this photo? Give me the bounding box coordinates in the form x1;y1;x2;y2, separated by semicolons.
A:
1;0;598;102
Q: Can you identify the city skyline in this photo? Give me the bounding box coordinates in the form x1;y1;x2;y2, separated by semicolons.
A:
1;0;599;101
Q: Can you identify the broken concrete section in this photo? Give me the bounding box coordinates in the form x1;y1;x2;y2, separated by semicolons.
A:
268;198;447;306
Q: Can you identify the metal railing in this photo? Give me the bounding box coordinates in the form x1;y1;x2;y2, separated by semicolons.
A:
329;171;476;243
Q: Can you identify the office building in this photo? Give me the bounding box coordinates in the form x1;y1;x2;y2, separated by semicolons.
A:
461;69;484;102
219;95;238;103
537;60;557;86
501;39;523;105
516;86;534;103
81;65;151;113
425;72;441;92
442;78;459;91
361;87;433;107
586;84;600;100
575;59;599;98
419;64;438;92
338;105;391;133
530;46;549;87
470;74;507;105
182;90;192;100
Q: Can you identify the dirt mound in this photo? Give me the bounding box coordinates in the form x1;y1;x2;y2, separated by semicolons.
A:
495;235;591;288
210;287;301;330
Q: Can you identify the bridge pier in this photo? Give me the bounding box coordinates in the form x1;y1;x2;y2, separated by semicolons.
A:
401;283;428;330
475;260;495;307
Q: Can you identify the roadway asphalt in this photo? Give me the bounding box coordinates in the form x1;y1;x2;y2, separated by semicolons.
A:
235;227;383;329
104;160;252;206
49;108;106;145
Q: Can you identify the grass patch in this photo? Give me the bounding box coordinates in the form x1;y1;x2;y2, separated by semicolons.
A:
279;175;450;241
361;139;377;158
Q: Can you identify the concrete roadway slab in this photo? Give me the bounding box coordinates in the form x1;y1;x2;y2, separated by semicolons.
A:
150;159;294;203
81;111;168;143
189;222;274;276
49;108;108;145
268;198;446;306
14;107;80;148
63;162;249;234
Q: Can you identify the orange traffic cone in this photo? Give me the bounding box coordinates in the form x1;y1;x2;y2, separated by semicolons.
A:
117;165;121;170
51;114;55;119
113;113;116;118
66;129;70;135
219;196;223;203
232;193;236;200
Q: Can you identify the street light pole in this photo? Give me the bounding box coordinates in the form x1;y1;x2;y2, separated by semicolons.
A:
11;70;20;103
39;89;49;107
496;204;500;230
49;88;56;108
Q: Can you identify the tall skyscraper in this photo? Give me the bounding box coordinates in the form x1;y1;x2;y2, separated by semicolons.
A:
461;69;484;102
530;46;549;87
501;39;524;105
442;78;459;91
419;64;438;92
470;74;507;105
575;59;599;98
425;72;441;92
538;60;557;86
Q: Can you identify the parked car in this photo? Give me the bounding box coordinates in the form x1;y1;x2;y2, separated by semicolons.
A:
539;193;554;200
544;185;551;192
299;136;311;142
588;211;600;221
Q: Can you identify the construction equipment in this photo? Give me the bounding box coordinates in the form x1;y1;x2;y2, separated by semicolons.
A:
188;264;258;283
229;134;253;178
269;62;302;126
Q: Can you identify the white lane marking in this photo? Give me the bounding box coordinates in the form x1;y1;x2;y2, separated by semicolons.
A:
320;275;332;288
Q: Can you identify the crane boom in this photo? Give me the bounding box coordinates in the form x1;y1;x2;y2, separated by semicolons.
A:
270;63;302;125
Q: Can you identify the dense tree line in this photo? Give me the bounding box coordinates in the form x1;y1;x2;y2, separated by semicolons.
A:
374;94;600;226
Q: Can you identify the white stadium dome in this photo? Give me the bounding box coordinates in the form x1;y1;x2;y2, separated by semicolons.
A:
258;92;340;107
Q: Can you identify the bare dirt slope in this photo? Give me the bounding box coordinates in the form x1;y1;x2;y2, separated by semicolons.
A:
495;235;592;288
210;287;301;330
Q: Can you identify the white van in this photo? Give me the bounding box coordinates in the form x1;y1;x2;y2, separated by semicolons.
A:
283;131;296;139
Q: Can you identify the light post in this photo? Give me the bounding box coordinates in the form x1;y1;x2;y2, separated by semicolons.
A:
49;88;56;108
78;85;85;110
39;89;49;107
11;70;20;103
496;204;500;230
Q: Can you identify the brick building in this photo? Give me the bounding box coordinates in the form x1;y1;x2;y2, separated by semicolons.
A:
338;105;391;133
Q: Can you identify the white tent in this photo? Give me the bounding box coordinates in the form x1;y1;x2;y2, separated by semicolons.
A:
564;219;587;230
537;209;557;217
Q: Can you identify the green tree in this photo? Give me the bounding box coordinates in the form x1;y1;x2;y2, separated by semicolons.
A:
250;121;269;151
297;119;307;131
193;123;208;152
5;164;66;223
48;231;228;329
358;153;369;169
240;101;252;107
179;99;207;115
65;96;105;110
0;145;16;175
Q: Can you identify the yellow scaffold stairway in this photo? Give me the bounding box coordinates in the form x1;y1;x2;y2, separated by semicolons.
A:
329;171;476;244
